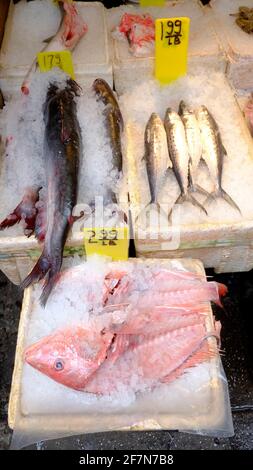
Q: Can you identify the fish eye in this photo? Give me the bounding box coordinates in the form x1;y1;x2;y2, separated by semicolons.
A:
54;359;64;371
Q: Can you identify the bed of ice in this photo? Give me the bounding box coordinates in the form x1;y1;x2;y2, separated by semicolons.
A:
0;69;123;238
119;70;253;227
21;257;221;425
210;0;253;58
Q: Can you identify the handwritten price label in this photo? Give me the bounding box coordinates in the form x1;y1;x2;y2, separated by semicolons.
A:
140;0;165;6
83;227;129;261
155;17;190;84
37;50;75;79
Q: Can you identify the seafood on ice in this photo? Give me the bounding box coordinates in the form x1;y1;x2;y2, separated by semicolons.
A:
135;102;241;221
25;263;226;395
0;73;125;305
19;79;82;306
112;13;155;57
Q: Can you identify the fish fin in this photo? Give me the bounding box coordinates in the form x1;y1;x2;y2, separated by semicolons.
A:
39;268;60;307
189;183;213;199
204;189;241;214
173;193;208;216
68;211;84;225
42;35;54;44
162;342;218;384
135;201;168;223
20;252;51;290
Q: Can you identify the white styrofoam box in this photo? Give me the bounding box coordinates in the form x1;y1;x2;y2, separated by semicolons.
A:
0;1;112;98
210;0;253;92
8;258;233;448
107;0;226;94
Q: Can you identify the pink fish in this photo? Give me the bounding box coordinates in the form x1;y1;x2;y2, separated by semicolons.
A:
106;280;227;308
25;326;114;390
85;323;218;395
107;305;208;337
114;13;155;57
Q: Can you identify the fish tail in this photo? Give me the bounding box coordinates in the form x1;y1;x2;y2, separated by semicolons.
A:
20;251;51;291
189;181;213;199
135;201;168;223
204;188;241;214
173;193;208;215
39;266;60;307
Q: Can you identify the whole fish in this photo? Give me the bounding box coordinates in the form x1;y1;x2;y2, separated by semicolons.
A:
164;108;207;215
196;105;241;213
92;78;123;205
139;113;171;218
178;100;209;197
21;1;87;95
25;326;114;391
20;79;82;306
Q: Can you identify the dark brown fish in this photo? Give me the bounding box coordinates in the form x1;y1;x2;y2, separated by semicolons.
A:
20;79;82;306
92;78;123;204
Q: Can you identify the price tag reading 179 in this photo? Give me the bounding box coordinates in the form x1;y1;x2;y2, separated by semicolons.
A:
155;17;190;84
83;227;129;261
37;50;75;79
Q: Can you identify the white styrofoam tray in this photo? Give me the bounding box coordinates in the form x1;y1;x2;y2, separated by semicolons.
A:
9;258;233;447
0;0;112;97
209;0;253;91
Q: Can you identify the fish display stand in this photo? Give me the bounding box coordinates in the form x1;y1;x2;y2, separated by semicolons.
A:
209;0;253;92
8;258;233;446
125;93;253;274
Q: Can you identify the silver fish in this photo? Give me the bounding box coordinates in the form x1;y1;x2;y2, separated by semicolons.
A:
141;113;171;217
197;105;240;213
178;100;208;197
164;108;207;215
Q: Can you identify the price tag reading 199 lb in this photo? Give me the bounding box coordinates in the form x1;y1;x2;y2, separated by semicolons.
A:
83;227;129;261
37;50;75;79
155;17;190;84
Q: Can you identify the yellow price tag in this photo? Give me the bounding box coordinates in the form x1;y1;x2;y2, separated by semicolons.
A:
155;17;190;84
37;50;75;79
53;0;73;4
83;227;129;261
140;0;165;6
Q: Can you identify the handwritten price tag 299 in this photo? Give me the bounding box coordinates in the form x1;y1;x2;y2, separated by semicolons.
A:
155;17;190;84
83;227;129;261
37;50;75;79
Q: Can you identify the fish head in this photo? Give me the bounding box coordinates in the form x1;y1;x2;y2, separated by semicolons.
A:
196;105;209;120
164;108;182;128
148;112;163;127
92;78;109;98
25;327;113;390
